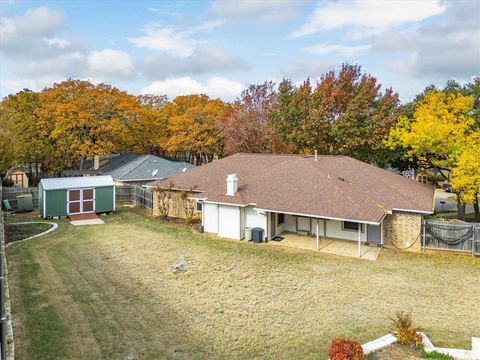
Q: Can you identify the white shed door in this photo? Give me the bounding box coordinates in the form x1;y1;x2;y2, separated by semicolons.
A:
218;205;241;239
204;203;219;234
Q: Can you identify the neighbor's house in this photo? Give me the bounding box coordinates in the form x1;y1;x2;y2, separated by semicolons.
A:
95;153;193;186
6;167;29;188
148;153;434;253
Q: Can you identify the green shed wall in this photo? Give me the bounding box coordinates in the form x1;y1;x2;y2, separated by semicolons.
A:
95;186;114;213
45;189;67;217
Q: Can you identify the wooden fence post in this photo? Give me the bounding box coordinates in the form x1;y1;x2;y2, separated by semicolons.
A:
472;223;476;257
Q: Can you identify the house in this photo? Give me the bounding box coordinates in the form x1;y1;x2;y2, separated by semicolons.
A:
6;168;29;188
95;153;194;186
39;175;115;218
148;153;434;255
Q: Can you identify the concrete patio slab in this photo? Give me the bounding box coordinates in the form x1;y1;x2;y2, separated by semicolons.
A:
70;218;105;226
269;232;381;260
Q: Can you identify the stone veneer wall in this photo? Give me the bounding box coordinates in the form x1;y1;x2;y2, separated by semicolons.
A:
383;211;423;252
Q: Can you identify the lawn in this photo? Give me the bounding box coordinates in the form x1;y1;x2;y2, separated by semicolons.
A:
6;209;480;359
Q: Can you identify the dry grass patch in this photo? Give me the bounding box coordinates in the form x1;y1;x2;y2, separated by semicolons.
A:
7;210;480;359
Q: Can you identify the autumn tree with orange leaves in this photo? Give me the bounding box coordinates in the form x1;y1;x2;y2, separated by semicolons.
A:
35;80;139;169
166;94;226;164
221;81;285;155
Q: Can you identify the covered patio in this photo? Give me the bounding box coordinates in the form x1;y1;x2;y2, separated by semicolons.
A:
269;232;381;260
265;211;383;260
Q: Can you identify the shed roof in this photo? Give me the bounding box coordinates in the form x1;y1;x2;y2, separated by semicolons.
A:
148;153;435;224
97;153;193;181
40;176;115;190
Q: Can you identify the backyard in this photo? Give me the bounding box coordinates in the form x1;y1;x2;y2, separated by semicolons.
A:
6;209;480;360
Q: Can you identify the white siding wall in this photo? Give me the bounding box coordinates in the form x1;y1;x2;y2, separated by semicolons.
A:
218;204;241;240
245;206;267;238
324;219;367;242
281;214;366;241
285;214;296;232
204;203;219;234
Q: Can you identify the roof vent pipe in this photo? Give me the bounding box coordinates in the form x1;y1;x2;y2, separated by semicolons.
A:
314;150;318;162
226;173;238;196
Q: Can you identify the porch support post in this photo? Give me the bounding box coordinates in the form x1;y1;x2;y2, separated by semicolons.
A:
316;219;320;251
358;224;362;257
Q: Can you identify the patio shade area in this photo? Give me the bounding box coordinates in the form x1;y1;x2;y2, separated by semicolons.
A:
269;232;381;260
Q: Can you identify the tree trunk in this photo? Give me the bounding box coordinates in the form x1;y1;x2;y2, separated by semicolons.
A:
457;196;466;221
80;157;85;170
474;194;480;222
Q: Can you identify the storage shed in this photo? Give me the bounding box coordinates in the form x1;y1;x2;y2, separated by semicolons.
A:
39;176;115;218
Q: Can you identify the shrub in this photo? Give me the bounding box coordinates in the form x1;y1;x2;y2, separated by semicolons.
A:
328;338;365;360
389;311;422;347
2;177;14;187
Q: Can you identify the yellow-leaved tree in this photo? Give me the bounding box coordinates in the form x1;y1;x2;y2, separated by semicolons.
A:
386;90;479;220
450;134;480;220
37;80;140;169
166;94;226;164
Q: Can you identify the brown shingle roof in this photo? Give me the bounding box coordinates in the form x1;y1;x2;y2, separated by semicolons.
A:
148;153;434;224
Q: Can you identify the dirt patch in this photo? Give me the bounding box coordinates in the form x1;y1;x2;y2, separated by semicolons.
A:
5;222;53;243
367;344;422;359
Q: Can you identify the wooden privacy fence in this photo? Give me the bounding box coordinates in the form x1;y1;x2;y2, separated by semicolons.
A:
2;187;38;210
423;220;479;256
115;185;153;212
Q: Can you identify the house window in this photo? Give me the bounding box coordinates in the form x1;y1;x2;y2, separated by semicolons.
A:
342;221;364;232
196;201;203;212
277;213;285;225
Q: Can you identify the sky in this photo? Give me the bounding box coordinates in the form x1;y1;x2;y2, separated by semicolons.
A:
0;0;479;102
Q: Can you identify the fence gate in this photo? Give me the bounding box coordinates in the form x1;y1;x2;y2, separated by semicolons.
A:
114;185;153;213
423;220;479;256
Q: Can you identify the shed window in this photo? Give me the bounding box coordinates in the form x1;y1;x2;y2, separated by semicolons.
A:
342;221;364;232
196;201;203;212
277;213;285;225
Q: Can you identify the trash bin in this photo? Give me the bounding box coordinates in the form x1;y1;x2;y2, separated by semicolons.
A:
245;227;253;241
16;194;33;212
252;227;264;243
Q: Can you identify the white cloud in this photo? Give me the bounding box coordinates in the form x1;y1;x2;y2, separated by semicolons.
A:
0;6;66;58
128;25;196;57
141;76;244;99
291;0;445;38
87;49;134;78
281;60;336;81
373;0;480;80
43;37;70;48
139;43;248;78
304;43;371;55
211;0;301;24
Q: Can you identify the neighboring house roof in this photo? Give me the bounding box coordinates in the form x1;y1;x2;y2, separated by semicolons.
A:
40;176;115;190
98;153;194;182
148;153;435;224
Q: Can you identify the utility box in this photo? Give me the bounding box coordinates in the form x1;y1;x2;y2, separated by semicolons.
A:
245;227;253;241
252;227;264;243
16;194;33;212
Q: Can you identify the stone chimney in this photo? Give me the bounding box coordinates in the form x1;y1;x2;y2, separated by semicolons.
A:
226;173;238;196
